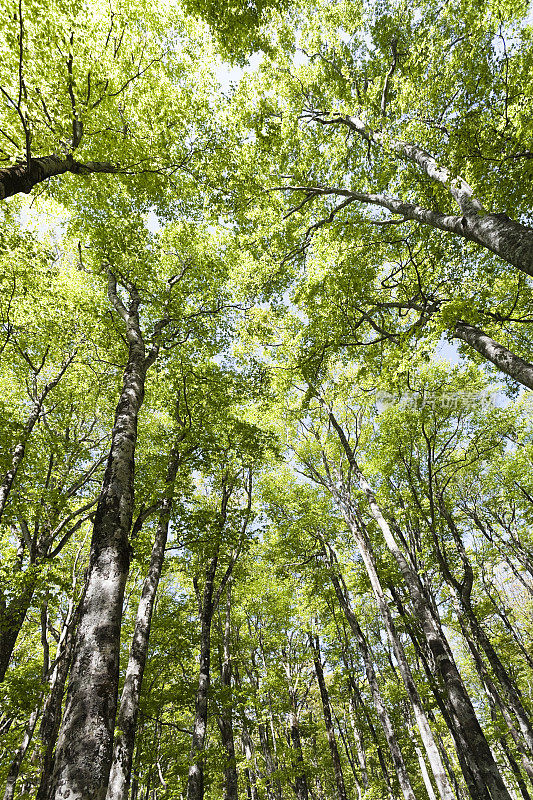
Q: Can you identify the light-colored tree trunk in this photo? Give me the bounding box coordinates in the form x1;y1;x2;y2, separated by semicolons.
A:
321;539;417;800
106;441;182;800
327;409;512;800
50;276;161;800
309;633;348;800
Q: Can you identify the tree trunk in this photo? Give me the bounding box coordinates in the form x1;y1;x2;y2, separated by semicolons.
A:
452;322;533;390
288;709;309;800
106;449;180;800
216;583;239;800
36;591;84;800
344;521;455;800
50;282;152;800
309;633;348;800
0;155;117;200
2;705;40;800
187;549;219;800
0;579;37;682
321;542;417;800
326;410;513;800
307;112;533;278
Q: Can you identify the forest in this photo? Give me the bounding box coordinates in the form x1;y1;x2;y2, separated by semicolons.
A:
0;0;532;798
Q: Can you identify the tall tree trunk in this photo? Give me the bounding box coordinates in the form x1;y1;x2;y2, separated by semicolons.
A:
389;586;469;800
187;474;243;800
187;549;220;800
457;616;533;784
288;708;309;800
36;590;84;800
320;540;417;800
216;582;239;800
106;446;181;800
50;278;157;800
343;520;455;800
436;503;533;767
2;706;41;800
309;633;348;800
326;410;513;800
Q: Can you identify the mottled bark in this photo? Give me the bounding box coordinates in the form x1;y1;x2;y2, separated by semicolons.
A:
327;409;512;800
340;519;455;800
106;444;181;800
216;584;239;800
309;634;348;800
0;156;117;200
321;541;417;800
49;278;157;800
288;709;309;800
453;322;533;390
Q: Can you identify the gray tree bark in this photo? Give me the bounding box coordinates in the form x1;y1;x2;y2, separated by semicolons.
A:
326;409;512;800
452;322;533;390
216;582;239;800
49;275;162;800
320;539;417;800
309;633;348;800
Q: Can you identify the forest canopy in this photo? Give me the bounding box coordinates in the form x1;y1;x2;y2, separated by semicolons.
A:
1;1;533;800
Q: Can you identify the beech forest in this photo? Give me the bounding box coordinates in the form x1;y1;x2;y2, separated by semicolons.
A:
0;0;533;798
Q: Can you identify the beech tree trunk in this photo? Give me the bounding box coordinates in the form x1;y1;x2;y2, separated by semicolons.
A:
49;280;155;800
36;591;84;800
216;583;239;800
309;633;348;800
0;156;117;200
105;505;170;800
288;709;309;800
187;549;220;800
321;541;417;800
2;706;40;800
106;439;182;800
326;410;513;800
453;322;533;390
340;518;455;800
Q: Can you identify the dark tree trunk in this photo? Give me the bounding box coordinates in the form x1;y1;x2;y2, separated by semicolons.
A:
2;706;40;800
309;633;348;800
36;592;84;800
321;542;417;800
326;411;513;800
187;550;220;800
216;583;239;800
0;156;116;200
288;709;309;800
